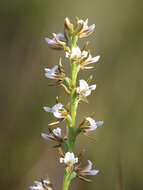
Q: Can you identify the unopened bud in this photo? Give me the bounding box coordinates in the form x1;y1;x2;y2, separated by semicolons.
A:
65;17;73;30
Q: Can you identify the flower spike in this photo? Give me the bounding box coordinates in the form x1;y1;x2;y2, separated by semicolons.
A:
31;17;104;190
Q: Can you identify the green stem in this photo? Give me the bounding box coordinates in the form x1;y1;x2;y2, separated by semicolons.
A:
62;33;79;190
68;127;76;152
62;173;70;190
68;35;80;151
62;169;77;190
71;63;78;127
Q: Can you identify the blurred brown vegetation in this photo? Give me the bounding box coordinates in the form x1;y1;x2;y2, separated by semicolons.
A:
1;0;143;190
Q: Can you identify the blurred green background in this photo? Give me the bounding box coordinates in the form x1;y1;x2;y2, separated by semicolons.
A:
1;0;143;190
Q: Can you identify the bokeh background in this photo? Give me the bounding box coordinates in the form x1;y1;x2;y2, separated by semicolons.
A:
1;0;143;190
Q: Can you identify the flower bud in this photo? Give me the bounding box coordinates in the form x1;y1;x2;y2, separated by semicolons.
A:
64;17;73;30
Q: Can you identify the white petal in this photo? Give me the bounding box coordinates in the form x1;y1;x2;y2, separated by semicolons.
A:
44;66;58;79
52;127;61;137
45;37;54;44
60;157;64;163
52;33;56;38
43;179;50;184
52;103;63;112
64;152;74;163
56;33;64;39
71;46;81;59
92;55;100;63
65;52;69;58
88;24;96;31
85;160;93;170
69;152;75;161
45;73;53;79
86;117;96;127
29;186;42;190
43;106;52;112
53;112;62;118
41;133;53;140
64;152;71;161
81;50;88;58
88;170;99;175
84;89;91;96
78;19;84;24
85;18;88;24
85;55;100;65
76;87;80;93
74;157;78;163
44;68;50;72
79;80;89;91
29;186;36;190
51;65;58;72
34;181;42;186
89;84;96;91
96;121;104;127
29;187;34;190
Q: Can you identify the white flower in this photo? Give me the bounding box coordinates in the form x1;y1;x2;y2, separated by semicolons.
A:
81;51;100;66
44;65;58;79
66;46;81;59
60;152;78;167
41;127;62;142
45;33;66;48
29;179;51;190
52;127;61;137
78;18;96;38
43;103;64;118
86;55;100;65
83;117;104;133
78;18;89;30
80;160;99;176
77;80;96;97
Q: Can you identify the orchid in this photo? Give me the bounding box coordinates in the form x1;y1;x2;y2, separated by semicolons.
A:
43;103;66;118
44;65;58;79
65;46;81;59
45;33;66;49
77;80;96;97
41;127;62;142
77;18;96;38
79;160;99;176
82;117;104;133
29;179;52;190
60;152;78;167
80;51;100;68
